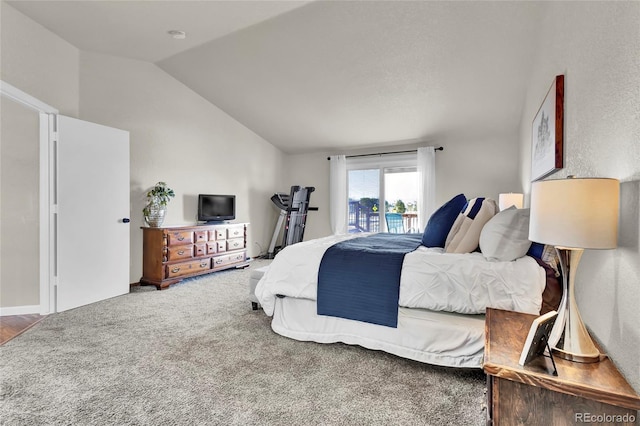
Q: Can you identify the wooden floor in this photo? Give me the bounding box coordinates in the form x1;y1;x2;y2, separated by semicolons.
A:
0;314;46;345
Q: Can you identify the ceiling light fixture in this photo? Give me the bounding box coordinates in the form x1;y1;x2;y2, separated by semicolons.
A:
167;30;186;40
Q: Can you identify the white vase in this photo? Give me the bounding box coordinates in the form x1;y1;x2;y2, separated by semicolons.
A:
144;202;166;227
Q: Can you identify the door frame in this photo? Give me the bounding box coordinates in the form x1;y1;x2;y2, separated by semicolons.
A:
1;80;58;314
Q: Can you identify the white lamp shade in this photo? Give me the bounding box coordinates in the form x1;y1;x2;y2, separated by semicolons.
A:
498;193;524;210
528;178;619;249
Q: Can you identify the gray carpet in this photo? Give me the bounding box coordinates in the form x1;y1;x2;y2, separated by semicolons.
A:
1;260;486;425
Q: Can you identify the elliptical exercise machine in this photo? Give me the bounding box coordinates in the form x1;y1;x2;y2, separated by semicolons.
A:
267;186;316;258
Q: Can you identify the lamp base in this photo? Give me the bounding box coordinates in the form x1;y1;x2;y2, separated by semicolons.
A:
549;247;602;364
552;347;600;364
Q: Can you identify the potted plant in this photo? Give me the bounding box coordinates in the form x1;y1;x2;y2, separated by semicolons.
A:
143;181;175;227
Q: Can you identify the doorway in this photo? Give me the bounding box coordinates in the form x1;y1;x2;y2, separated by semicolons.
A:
0;82;56;315
347;161;419;234
1;81;131;315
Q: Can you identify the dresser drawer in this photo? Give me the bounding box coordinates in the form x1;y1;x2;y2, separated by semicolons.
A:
194;243;206;257
167;231;194;246
209;228;226;241
167;245;193;261
226;238;244;251
216;240;226;253
226;225;245;239
211;251;246;269
166;259;211;278
206;242;218;255
194;230;208;243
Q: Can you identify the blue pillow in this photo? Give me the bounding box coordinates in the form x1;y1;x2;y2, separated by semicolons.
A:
421;193;467;247
527;242;560;277
527;242;545;259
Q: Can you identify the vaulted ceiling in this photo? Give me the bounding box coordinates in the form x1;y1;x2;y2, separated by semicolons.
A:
8;1;544;154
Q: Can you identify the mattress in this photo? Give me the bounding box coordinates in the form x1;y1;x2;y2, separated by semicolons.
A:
271;296;486;368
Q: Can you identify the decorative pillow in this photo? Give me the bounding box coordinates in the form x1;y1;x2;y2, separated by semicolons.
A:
421;193;467;247
527;242;561;277
444;197;498;253
479;207;532;261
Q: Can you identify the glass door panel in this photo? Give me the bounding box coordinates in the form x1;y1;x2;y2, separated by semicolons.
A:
348;169;380;233
384;169;419;233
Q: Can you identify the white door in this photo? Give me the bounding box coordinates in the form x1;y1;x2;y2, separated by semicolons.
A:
56;115;130;312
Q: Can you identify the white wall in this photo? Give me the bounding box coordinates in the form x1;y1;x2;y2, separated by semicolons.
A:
0;98;40;308
283;152;332;240
78;52;285;281
518;2;640;391
285;132;520;241
0;2;79;117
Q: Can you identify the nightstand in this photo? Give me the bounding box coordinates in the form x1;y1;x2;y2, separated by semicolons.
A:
483;308;640;425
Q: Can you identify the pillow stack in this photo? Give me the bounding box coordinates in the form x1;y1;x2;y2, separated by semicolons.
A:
422;194;535;261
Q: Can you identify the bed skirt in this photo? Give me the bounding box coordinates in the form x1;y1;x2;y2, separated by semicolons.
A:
271;297;485;369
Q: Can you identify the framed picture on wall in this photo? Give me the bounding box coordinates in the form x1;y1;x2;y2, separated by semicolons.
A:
531;75;564;181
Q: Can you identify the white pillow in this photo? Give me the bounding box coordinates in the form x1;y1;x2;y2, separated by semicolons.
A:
480;207;532;261
445;197;498;253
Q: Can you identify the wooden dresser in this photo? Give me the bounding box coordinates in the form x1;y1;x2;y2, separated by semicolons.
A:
483;308;640;425
140;223;249;290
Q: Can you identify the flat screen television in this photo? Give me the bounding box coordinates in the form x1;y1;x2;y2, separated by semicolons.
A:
198;194;235;223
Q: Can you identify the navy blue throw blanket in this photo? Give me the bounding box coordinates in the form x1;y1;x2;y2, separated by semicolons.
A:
317;233;423;328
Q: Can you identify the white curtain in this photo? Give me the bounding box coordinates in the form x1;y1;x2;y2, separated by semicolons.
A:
417;147;436;232
329;155;347;234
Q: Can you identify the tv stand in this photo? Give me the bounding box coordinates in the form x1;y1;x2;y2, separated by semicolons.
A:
140;222;249;290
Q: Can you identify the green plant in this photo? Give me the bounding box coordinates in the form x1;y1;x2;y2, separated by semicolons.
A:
143;182;175;215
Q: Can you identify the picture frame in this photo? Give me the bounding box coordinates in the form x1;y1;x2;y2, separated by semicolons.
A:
531;75;564;181
518;310;558;368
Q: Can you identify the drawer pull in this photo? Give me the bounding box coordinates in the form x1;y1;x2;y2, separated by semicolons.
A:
215;259;223;265
177;235;185;241
171;267;180;273
177;250;185;255
200;262;208;268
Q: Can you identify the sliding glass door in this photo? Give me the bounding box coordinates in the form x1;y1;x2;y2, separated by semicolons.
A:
347;154;419;234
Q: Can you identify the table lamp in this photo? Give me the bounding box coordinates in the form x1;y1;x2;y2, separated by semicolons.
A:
498;193;524;210
528;177;619;363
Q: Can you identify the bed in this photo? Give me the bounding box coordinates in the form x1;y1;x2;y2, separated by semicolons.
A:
254;196;562;368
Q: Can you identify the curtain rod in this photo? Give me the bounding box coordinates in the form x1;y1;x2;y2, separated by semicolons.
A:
326;146;443;161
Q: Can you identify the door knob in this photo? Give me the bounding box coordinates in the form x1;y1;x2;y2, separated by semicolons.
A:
122;218;130;223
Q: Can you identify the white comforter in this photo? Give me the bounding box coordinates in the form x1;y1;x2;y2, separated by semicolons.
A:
255;233;546;317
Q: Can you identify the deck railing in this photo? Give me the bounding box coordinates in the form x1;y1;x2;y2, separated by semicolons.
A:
348;201;419;233
348;201;380;233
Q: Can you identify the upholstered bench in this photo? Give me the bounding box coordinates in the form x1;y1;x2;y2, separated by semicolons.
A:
249;265;269;310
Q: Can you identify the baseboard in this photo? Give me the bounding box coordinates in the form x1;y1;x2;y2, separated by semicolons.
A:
0;305;41;316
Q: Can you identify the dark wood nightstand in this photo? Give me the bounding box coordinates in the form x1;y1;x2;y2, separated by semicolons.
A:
483;308;640;425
